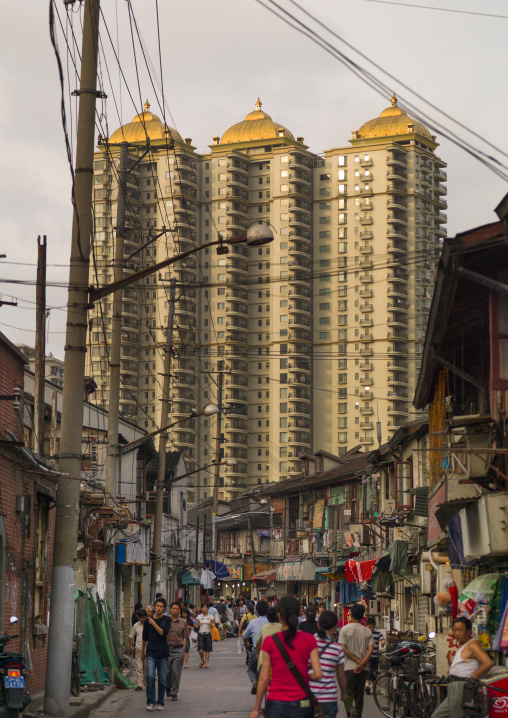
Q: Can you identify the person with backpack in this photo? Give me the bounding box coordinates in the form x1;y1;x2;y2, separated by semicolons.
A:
250;596;322;718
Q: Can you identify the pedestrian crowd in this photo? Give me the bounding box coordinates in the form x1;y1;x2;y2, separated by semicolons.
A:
129;593;380;717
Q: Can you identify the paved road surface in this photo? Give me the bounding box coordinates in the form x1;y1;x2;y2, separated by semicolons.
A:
91;639;382;718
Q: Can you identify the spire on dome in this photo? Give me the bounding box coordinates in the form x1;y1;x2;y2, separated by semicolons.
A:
144;99;150;111
391;93;398;107
255;97;262;111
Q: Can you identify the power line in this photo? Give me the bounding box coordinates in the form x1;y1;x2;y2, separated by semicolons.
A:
363;0;508;19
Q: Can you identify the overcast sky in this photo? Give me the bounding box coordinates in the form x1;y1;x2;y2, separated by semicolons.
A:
1;0;507;359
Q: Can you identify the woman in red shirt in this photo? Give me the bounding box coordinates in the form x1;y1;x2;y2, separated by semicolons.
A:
250;596;322;718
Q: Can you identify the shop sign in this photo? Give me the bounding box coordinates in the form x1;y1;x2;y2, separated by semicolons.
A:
243;563;274;580
428;481;446;546
342;607;352;625
435;632;458;676
277;562;304;581
227;564;243;581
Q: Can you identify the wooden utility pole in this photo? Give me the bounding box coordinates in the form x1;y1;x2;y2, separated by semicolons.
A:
150;278;176;602
105;141;128;506
34;235;47;456
330;503;338;612
44;1;101;714
248;514;257;599
211;370;224;560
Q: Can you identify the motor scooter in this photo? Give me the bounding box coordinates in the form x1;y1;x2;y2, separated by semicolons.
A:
0;617;31;718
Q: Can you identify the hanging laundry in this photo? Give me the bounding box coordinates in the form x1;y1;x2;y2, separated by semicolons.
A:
200;568;215;590
345;559;378;584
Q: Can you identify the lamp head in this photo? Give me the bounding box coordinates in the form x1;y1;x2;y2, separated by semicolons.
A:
245;223;274;247
203;403;220;416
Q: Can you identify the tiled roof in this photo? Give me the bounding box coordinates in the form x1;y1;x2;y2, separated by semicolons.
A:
261;453;369;496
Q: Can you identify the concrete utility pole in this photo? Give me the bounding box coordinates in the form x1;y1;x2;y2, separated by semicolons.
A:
211;371;224;549
105;141;128;506
34;235;47;456
330;503;338;612
150;278;176;602
44;0;101;714
247;514;257;599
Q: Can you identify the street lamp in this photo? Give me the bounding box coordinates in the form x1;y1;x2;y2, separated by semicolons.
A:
89;223;275;302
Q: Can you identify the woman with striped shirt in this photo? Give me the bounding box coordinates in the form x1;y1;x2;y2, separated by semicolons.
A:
310;611;347;718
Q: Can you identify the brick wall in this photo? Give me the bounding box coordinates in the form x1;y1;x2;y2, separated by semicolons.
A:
0;336;58;694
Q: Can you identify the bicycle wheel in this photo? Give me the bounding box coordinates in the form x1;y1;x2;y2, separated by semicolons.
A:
373;672;410;718
417;679;438;718
70;655;81;697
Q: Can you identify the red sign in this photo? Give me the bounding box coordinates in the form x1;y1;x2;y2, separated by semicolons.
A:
343;607;352;625
428;482;446;546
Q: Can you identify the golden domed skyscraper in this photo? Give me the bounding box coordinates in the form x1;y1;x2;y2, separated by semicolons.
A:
88;96;446;504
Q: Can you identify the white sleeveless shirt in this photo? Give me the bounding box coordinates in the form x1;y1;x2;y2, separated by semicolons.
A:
450;639;481;678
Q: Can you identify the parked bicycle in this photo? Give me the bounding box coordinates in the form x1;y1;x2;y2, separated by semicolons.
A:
373;634;437;718
70;633;85;697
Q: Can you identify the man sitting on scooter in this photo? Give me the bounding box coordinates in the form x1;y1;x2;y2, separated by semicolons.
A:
431;617;493;718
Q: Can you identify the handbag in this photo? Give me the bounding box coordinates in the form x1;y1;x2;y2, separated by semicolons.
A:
272;634;325;718
211;625;221;641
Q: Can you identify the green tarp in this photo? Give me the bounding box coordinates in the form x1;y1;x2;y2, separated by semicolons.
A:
75;589;136;689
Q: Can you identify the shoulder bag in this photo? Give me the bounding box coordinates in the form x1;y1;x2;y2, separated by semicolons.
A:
272;634;324;718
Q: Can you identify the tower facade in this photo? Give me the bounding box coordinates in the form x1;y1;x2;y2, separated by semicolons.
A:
312;94;446;454
87;97;446;504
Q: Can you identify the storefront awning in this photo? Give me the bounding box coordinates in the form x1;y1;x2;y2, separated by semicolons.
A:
252;569;276;584
178;567;200;586
315;566;341;581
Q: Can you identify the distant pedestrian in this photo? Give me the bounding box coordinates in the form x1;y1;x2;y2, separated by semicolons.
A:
298;605;319;635
250;595;322;718
132;602;143;626
339;603;373;718
310;610;347;718
141;598;171;711
195;603;215;669
130;608;147;690
181;608;195;668
255;606;282;673
365;617;385;695
166;602;189;702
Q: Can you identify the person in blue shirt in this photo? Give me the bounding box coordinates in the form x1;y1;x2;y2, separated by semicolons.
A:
243;600;269;693
141;598;171;710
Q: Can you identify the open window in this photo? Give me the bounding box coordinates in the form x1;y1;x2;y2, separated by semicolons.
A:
395;461;413;509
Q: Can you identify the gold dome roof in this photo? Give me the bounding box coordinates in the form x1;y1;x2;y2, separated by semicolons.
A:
355;94;432;140
220;99;295;144
108;101;183;144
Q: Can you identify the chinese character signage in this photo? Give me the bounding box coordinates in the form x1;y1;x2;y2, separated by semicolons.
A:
227;564;243;580
276;562;304;581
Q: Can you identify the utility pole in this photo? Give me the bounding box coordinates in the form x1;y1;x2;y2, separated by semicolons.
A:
150;278;176;602
44;1;101;714
105;141;128;506
34;235;47;456
211;371;223;559
247;514;257;600
330;503;338;613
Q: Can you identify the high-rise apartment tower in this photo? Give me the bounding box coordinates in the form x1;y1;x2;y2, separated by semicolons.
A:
87;96;446;504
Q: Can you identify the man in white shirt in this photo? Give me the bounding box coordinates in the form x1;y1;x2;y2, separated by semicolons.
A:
339;604;374;718
129;608;147;690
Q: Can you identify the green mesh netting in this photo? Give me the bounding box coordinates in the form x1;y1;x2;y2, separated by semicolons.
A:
75;589;136;689
75;590;109;685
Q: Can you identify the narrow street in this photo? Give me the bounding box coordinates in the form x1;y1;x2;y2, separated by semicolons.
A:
90;640;381;718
